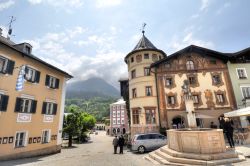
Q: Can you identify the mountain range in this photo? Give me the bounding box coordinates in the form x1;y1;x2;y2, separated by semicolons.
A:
66;77;120;99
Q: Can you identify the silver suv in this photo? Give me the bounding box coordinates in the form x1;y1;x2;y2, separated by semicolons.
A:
131;133;167;153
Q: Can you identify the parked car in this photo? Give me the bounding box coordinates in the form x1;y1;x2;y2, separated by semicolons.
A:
131;133;167;153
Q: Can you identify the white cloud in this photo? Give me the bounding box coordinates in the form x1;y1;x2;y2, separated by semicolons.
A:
168;32;214;53
95;0;122;8
0;0;15;11
27;0;42;4
21;26;127;88
0;26;9;37
200;0;210;11
216;2;231;15
27;0;84;12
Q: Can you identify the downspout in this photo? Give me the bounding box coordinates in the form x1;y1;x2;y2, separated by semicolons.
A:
151;67;161;129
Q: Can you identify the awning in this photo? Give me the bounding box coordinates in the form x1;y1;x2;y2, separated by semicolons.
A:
224;106;250;117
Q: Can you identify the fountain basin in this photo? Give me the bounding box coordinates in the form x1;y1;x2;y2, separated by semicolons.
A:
167;129;226;154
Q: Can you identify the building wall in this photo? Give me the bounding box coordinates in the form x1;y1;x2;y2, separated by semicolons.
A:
126;50;164;136
0;44;66;158
227;61;250;108
155;52;235;128
110;102;129;135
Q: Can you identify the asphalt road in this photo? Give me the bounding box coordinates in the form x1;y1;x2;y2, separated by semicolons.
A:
0;131;152;166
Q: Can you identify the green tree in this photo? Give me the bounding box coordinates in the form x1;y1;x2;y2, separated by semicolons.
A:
63;106;96;147
63;108;82;147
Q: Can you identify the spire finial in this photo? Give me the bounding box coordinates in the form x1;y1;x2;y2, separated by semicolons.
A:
141;23;146;35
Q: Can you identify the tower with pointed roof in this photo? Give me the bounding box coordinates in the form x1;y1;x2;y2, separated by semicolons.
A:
125;30;166;137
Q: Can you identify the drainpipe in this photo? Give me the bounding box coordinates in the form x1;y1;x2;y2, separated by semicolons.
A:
151;67;161;129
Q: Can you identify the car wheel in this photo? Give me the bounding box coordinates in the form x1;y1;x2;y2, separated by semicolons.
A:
138;146;145;154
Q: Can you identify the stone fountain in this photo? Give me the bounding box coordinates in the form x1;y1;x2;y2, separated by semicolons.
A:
145;80;245;165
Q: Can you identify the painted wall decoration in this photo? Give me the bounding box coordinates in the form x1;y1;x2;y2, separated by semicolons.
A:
17;113;32;122
2;137;8;144
33;137;37;143
8;137;13;143
29;137;32;144
43;115;54;122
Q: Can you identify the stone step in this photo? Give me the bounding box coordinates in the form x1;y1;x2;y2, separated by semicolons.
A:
148;152;188;166
155;150;211;165
144;156;161;165
160;146;239;161
148;149;245;166
210;154;246;165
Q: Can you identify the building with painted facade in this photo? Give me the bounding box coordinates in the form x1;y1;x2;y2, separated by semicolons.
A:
110;99;129;135
123;31;250;137
0;33;72;160
151;45;236;129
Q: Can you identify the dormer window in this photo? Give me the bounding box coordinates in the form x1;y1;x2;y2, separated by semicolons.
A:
25;45;31;54
186;60;195;70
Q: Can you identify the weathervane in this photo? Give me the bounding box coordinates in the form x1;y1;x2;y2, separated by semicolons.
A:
141;23;146;35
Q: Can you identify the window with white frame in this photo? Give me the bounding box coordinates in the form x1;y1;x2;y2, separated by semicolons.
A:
237;68;247;79
121;118;124;124
216;94;225;103
20;98;33;113
113;111;116;117
145;109;156;124
121;105;125;110
117;111;120;117
15;131;27;148
241;87;250;99
42;102;57;115
42;130;50;143
117;118;120;124
0;55;15;75
113;119;116;124
0;56;7;73
121;110;124;117
144;67;150;76
146;86;152;96
186;60;195;70
193;95;199;104
113;106;116;110
45;75;59;89
25;67;36;82
167;96;175;105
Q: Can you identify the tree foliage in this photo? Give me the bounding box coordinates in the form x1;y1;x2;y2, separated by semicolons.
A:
63;106;96;147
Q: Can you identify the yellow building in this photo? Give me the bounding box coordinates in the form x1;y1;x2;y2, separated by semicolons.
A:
0;35;72;160
124;31;166;137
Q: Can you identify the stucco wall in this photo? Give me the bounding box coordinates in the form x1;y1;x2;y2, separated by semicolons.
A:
0;44;66;157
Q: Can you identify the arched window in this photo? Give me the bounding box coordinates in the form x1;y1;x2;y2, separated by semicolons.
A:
186;60;195;70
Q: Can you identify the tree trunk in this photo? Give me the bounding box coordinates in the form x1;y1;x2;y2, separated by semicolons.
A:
68;134;73;147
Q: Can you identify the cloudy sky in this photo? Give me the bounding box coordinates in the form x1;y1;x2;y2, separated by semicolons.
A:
0;0;250;88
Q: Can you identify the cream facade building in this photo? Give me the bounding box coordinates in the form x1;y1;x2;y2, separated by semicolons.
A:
0;34;72;160
124;32;166;137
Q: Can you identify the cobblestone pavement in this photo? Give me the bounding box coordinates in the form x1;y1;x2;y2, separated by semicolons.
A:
0;131;152;166
1;131;250;166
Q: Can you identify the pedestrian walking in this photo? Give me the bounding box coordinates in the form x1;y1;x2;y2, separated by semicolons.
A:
118;135;125;154
112;136;118;154
223;117;235;148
